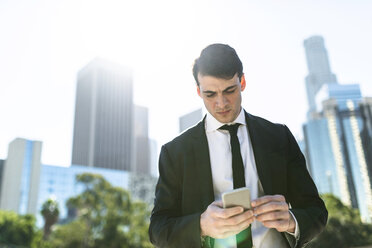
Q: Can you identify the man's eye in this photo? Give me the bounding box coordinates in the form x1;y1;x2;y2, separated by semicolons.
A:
225;90;235;94
206;93;215;98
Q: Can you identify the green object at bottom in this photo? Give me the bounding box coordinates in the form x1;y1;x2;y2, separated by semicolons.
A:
236;226;253;248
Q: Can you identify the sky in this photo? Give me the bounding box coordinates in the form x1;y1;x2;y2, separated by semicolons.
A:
0;0;371;166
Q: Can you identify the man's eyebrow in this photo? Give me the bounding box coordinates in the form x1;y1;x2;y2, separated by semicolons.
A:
202;90;216;94
202;85;238;94
223;85;238;92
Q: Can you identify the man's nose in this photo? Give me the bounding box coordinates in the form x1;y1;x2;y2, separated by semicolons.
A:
216;95;228;108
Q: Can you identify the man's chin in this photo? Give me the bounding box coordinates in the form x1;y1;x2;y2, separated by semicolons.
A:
214;114;234;124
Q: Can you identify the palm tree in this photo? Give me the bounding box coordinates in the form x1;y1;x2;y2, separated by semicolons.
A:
41;198;60;240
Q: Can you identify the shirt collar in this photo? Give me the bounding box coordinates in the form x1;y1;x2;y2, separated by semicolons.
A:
206;108;246;133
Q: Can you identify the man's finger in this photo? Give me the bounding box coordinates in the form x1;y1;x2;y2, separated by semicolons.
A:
209;201;244;219
225;210;254;226
214;205;244;219
261;220;290;232
255;210;290;222
251;195;286;207
253;201;288;215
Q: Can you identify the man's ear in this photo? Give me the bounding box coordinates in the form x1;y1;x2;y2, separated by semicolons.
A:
240;74;246;91
197;85;201;97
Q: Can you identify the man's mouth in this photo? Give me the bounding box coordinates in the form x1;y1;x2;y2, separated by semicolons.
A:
217;110;231;115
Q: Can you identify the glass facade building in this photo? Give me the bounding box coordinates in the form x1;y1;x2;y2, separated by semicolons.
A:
303;36;372;223
0;139;42;215
304;119;340;197
304;84;372;222
36;164;129;226
18;141;34;214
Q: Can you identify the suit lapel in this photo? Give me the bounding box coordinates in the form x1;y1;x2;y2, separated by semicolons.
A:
192;117;215;210
245;111;273;195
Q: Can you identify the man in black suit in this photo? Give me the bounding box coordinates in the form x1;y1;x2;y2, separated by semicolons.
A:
149;44;327;248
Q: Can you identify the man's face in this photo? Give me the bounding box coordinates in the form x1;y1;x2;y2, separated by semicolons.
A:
197;73;246;123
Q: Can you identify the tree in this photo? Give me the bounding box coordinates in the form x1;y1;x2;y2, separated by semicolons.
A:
49;173;153;248
47;220;90;248
307;194;372;248
41;198;60;240
0;210;37;247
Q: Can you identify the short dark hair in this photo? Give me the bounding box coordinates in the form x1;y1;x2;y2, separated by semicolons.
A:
192;43;243;86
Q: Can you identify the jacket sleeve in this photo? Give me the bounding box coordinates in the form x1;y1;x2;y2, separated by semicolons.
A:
283;125;328;248
149;145;203;248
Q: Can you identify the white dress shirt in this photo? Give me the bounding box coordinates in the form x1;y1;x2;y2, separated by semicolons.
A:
205;108;299;248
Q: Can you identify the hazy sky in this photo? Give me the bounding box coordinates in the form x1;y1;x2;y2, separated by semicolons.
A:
0;0;371;166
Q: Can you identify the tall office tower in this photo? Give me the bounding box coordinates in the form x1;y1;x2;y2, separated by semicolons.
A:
0;138;42;215
303;84;372;223
179;108;203;133
304;36;338;119
360;97;372;187
134;105;150;174
71;58;134;171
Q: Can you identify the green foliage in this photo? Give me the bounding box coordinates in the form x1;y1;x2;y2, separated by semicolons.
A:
41;198;60;240
30;230;53;248
0;210;37;247
323;194;361;223
307;194;372;248
41;199;60;224
48;220;91;248
47;173;153;248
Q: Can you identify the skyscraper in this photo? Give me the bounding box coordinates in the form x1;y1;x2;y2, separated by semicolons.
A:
304;36;338;119
0;138;42;215
71;58;134;171
134;105;150;174
303;83;372;223
302;36;372;222
360;97;372;184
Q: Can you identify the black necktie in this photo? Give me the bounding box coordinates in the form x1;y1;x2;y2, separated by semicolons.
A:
219;124;253;248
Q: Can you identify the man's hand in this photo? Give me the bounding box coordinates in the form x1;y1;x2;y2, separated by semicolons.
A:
200;200;255;239
252;195;295;233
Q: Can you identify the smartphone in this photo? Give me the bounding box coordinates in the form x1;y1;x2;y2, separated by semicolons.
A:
222;187;251;210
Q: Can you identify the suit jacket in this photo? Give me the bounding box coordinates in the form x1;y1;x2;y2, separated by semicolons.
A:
149;111;328;248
